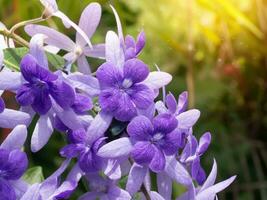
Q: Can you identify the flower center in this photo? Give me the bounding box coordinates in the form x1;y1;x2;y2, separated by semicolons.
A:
151;133;164;143
74;46;83;56
34;80;48;90
122;79;133;89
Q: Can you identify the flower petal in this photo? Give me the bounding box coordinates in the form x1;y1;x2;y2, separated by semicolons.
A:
25;24;75;51
157;172;172;200
79;151;102;173
67;73;100;97
78;192;101;200
31;114;53;152
105;31;124;69
199;159;217;192
143;71;172;90
29;34;49;69
136;31;146;55
16;84;35;106
86;111;113;145
71;93;93;114
129;84;154;109
31;89;52;115
20;183;41;200
0;179;16;200
110;5;124;46
162;130;181;155
127;115;153;141
177;91;188;114
114;93;137;122
108;186;131;200
149;147;165;173
197;132;211;156
0;125;27;151
0;71;23;91
131;141;155;165
53;11;93;48
176;109;200;129
196;176;236;200
103;159;121;180
125;35;135;49
0;109;30;128
98;89;120;113
49;80;75;109
76;3;101;46
83;44;105;59
166;93;177;114
96;62;123;89
123;59;149;83
4;149;28;180
53;105;83;130
97;137;133;158
60;144;83;158
150;191;165;200
153;113;178;134
126;163;147;195
20;54;57;83
191;157;206;185
77;55;91;74
165;156;191;186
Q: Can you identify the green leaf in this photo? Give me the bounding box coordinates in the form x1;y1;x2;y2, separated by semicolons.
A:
3;47;66;71
3;47;28;71
23;166;44;184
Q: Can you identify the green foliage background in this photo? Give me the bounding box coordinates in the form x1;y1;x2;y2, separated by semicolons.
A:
1;0;267;199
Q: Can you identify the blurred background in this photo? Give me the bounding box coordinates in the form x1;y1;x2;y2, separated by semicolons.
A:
1;0;267;199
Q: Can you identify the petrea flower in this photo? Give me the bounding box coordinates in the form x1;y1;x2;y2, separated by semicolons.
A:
60;133;105;173
16;54;75;115
97;31;172;122
26;3;105;74
78;174;131;200
0;125;28;200
180;132;211;185
127;114;180;172
124;31;146;60
156;92;200;134
176;160;236;200
60;111;120;180
39;0;93;48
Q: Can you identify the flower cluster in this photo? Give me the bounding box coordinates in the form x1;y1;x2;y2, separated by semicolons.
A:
0;1;236;199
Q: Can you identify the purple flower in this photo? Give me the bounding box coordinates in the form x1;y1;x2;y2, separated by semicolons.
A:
96;58;154;121
0;125;28;200
176;160;236;200
25;2;105;74
124;31;146;60
39;0;93;49
60;135;105;173
96;9;172;121
127;114;180;172
180;132;211;185
16;54;75;115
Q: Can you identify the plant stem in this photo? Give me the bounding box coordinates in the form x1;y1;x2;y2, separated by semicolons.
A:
0;28;29;47
9;17;45;34
141;184;151;200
